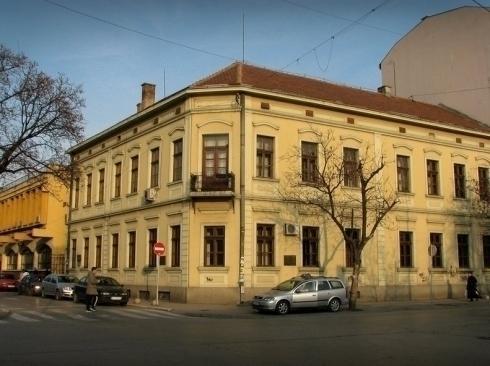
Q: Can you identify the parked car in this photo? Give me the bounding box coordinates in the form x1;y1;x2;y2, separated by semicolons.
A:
73;276;129;306
17;274;45;296
252;274;348;314
41;274;79;300
0;273;17;291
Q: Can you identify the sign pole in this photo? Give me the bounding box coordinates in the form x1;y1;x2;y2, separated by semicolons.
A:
156;259;159;306
153;241;165;306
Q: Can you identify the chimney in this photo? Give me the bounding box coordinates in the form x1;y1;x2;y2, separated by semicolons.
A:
377;85;392;96
140;83;156;111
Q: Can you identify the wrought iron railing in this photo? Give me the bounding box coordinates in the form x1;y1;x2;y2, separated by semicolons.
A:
190;172;235;192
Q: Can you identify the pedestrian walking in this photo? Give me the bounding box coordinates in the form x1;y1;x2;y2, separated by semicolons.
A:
466;272;479;301
86;267;98;312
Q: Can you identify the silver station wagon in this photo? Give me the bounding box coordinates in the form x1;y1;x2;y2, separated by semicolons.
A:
252;274;348;314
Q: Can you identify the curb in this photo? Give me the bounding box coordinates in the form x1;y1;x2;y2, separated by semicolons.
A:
0;309;11;319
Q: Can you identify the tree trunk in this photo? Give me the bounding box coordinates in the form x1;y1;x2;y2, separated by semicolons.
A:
348;262;361;310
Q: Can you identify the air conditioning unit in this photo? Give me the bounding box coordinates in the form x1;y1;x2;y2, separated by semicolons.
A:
284;223;299;236
144;188;156;202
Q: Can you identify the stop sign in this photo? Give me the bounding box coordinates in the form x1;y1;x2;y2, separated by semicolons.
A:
153;242;166;256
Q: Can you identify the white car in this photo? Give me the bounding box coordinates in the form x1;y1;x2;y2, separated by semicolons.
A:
42;274;78;300
252;274;348;315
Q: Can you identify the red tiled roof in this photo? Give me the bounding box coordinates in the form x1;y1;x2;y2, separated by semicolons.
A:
191;62;490;134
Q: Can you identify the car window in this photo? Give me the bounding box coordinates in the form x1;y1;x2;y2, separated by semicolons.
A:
58;275;78;283
273;279;303;291
0;274;15;280
97;277;120;286
318;281;331;291
295;281;316;293
329;280;344;289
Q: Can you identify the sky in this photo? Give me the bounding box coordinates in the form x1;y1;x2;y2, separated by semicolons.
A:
1;0;488;138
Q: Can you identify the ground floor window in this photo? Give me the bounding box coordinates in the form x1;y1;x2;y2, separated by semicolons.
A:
345;228;359;268
302;226;319;267
457;234;469;268
7;251;17;270
111;233;119;268
71;239;77;269
95;236;102;268
257;224;274;266
83;238;89;269
148;228;158;267
21;249;34;269
204;226;225;266
38;245;51;270
128;231;136;268
430;233;443;268
171;225;180;267
483;235;490;268
399;231;413;268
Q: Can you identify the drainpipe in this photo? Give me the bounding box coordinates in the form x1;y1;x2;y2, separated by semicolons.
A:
66;158;74;274
238;92;245;303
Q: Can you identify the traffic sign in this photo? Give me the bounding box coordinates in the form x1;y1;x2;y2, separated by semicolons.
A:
153;242;166;256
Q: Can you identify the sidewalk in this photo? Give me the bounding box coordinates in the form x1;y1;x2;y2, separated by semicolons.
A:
128;297;489;318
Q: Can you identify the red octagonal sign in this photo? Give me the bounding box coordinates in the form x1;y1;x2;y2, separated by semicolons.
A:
153;242;166;256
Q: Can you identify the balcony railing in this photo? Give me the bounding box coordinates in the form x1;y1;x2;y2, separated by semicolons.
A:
190;173;235;192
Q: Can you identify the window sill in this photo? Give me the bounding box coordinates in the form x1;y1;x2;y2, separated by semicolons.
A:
165;267;182;273
429;267;447;273
198;266;229;273
425;194;443;199
482;268;490;273
126;192;138;197
123;267;137;272
453;197;468;202
167;180;182;187
396;267;418;273
95;201;104;206
108;268;119;272
252;266;280;272
143;266;157;273
299;266;321;272
110;197;122;202
342;186;361;191
252;177;279;182
341;266;367;273
456;268;473;273
83;204;92;208
397;191;415;196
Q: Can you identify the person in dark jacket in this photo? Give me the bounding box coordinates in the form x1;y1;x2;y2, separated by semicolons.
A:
466;272;478;301
86;267;98;311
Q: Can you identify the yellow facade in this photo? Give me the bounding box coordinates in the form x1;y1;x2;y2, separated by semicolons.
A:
67;63;490;304
0;175;68;273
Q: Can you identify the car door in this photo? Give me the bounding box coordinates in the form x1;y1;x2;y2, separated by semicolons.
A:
291;280;317;309
328;279;347;304
317;280;332;307
76;277;87;301
43;275;52;295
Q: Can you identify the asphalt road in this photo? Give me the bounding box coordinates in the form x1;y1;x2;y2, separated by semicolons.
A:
1;292;489;366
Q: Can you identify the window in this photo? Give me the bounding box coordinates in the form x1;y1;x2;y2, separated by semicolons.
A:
457;234;469;268
257;224;274;266
256;135;274;178
399;231;413;268
171;225;181;267
71;239;77;269
86;173;92;205
478;167;489;201
83;237;89;269
345;228;359;267
148;228;157;267
453;164;466;198
114;162;122;198
483;235;490;268
95;235;102;268
130;156;139;193
6;251;17;270
427;160;440;195
74;178;80;209
204;226;225;266
128;231;136;268
396;155;410;193
173;139;183;181
343;148;359;187
302;226;319;267
203;135;228;177
98;168;105;203
430;233;443;268
302;142;318;183
111;233;119;268
150;147;159;188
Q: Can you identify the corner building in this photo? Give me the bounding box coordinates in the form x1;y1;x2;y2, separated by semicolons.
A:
67;63;490;304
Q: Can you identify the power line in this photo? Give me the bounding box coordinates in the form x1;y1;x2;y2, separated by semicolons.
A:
409;86;490;98
472;0;490;12
279;0;401;35
42;0;236;61
281;0;394;72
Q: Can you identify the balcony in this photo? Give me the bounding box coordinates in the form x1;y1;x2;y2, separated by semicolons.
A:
190;173;235;201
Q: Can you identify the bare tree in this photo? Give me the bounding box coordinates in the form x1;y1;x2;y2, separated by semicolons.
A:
0;44;84;187
280;130;399;310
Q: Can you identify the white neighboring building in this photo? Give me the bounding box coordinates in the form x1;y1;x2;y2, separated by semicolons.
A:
380;6;490;125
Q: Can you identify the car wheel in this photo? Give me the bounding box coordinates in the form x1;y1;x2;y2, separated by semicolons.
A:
275;300;290;315
28;287;33;296
73;293;79;303
55;290;61;301
328;298;341;312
